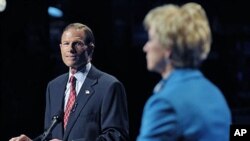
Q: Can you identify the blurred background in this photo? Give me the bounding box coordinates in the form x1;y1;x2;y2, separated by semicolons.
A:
1;0;250;140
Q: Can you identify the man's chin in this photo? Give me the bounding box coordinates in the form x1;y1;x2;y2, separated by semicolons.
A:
67;63;86;69
66;63;77;68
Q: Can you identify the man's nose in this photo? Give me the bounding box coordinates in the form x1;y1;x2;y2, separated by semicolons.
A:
69;43;77;52
71;42;78;48
70;42;77;49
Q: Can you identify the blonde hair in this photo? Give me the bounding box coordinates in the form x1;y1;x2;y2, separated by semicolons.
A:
144;2;212;68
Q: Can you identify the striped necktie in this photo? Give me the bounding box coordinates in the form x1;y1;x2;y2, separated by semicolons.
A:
63;75;76;129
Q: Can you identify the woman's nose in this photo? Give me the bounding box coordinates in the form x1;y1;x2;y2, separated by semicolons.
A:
143;42;148;52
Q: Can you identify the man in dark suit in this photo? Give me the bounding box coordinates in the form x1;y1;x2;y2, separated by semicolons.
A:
9;23;129;141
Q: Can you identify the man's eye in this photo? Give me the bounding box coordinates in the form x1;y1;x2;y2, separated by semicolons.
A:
76;42;82;46
73;41;84;47
62;43;69;46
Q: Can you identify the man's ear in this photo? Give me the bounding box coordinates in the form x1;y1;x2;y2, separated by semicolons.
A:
87;42;95;56
89;42;94;47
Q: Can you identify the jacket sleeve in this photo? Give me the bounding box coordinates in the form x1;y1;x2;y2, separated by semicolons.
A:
137;95;179;141
44;82;52;130
96;81;129;141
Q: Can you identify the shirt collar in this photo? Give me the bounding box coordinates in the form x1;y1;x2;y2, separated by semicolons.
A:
68;62;91;83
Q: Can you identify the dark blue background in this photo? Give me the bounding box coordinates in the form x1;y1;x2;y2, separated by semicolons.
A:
1;0;250;140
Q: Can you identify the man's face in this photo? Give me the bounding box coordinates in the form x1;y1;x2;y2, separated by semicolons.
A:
60;28;89;69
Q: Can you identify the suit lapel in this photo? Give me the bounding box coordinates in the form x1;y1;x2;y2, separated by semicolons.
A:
63;66;98;140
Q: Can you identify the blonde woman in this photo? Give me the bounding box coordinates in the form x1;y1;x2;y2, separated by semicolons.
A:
137;2;231;141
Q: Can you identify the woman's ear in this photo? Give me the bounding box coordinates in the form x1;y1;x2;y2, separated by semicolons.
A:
164;48;172;59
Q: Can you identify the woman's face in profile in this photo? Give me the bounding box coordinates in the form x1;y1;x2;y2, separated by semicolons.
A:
143;27;170;74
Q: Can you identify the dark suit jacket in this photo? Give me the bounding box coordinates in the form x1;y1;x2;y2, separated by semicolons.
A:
44;65;129;141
